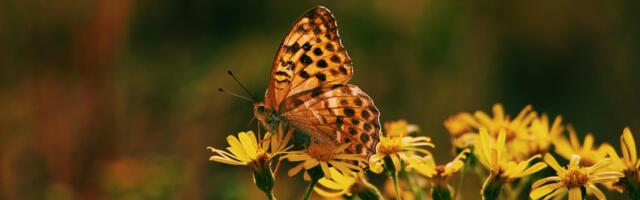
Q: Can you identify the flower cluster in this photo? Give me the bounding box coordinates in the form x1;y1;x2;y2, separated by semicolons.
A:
208;104;640;200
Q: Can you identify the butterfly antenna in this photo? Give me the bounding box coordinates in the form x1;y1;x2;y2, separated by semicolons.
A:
227;70;258;102
218;88;254;102
246;116;257;129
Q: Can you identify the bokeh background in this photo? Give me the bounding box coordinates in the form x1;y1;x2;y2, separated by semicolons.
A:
1;0;639;199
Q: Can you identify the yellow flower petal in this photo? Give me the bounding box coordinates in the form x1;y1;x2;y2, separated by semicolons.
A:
622;127;637;168
542;187;567;200
569;187;581;200
532;176;561;189
544;154;566;174
530;182;563;199
226;135;251;162
568;154;580;170
320;162;332;179
586;183;606;200
496;129;507;160
517;162;547;178
288;163;306;177
209;156;245;165
583;134;594;153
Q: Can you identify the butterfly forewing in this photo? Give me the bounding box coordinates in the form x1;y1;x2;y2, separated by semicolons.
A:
266;6;353;111
280;84;381;156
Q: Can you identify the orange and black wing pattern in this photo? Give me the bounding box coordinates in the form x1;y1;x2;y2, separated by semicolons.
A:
265;6;353;112
280;84;381;156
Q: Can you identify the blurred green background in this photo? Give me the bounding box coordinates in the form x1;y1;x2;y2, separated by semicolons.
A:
1;0;639;199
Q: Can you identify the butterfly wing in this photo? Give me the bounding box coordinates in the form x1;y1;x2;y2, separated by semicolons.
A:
265;6;353;112
280;84;381;156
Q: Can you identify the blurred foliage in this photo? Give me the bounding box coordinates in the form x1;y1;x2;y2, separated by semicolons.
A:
1;0;639;199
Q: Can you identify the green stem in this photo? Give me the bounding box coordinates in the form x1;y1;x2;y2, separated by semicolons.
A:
390;171;402;200
266;190;276;200
481;175;504;200
453;151;473;200
302;179;319;200
623;170;640;200
252;160;277;200
401;170;423;200
510;176;531;199
432;185;452;200
383;156;403;200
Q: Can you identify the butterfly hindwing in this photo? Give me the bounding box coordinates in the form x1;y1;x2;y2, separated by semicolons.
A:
266;6;353;111
280;84;381;156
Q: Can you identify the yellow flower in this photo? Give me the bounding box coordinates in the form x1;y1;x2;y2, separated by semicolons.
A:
451;133;479;150
208;126;293;167
470;104;536;140
445;104;544;161
410;148;471;181
385;120;419;137
476;128;547;180
208;131;267;167
314;167;384;199
612;127;640;198
530;154;624;200
313;167;357;198
527;114;564;154
207;129;292;199
282;143;367;180
411;148;471;199
369;135;434;173
444;113;476;137
620;127;639;172
553;126;618;166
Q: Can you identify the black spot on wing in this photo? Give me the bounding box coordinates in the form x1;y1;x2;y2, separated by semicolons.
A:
344;108;355;116
299;70;310;79
355;144;363;153
300;54;312;65
325;43;335;51
354;98;363;106
317;60;328;68
287;43;300;53
361;110;370;119
302;42;312;51
313;48;323;56
325;33;333;40
363;123;372;131
339;66;348;75
330;55;341;63
315;73;327;82
293;99;304;107
348;127;357;135
339;99;348;106
275;71;290;78
360;134;369;142
311;87;324;97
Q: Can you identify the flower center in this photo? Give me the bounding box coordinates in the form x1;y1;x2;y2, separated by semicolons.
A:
377;137;402;155
308;143;337;161
562;169;589;188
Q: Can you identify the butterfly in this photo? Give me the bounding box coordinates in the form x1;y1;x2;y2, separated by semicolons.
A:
252;6;381;157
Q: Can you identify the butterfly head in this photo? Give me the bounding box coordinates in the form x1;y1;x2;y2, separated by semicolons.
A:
253;102;271;129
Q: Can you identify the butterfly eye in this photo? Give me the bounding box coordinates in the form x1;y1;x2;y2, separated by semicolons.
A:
257;106;266;113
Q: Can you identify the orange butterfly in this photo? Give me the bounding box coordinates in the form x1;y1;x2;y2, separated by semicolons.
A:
251;6;381;157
